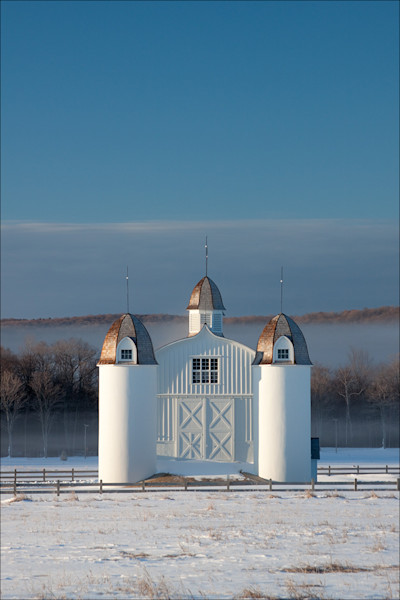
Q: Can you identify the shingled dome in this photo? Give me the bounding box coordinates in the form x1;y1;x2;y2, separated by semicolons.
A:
98;313;157;365
186;276;226;311
253;313;312;365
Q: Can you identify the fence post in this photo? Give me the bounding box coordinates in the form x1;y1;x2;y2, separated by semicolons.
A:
13;480;17;497
311;478;315;491
328;465;331;476
14;469;17;487
43;468;46;482
386;465;388;474
357;465;359;474
227;477;230;492
72;468;74;482
142;481;145;492
269;479;272;491
354;478;357;491
184;480;188;491
100;479;103;494
396;478;399;491
57;480;60;497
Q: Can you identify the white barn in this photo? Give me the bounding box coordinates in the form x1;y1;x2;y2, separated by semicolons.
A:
98;275;315;483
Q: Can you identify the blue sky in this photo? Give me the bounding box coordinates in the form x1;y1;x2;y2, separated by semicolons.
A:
1;1;399;318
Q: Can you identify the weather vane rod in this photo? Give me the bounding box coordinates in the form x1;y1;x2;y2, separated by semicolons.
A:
126;266;130;313
280;266;284;314
205;236;208;277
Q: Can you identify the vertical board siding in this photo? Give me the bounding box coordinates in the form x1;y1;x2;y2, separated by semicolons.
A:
156;330;255;397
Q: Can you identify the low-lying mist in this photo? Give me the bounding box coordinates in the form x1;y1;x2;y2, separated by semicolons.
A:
1;320;398;367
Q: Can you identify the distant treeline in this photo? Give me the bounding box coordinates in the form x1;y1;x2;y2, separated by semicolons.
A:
1;341;399;457
1;305;398;329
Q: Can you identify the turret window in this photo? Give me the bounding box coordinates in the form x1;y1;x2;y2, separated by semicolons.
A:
273;336;294;363
192;357;219;384
121;349;133;360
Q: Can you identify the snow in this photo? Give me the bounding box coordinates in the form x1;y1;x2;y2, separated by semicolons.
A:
1;449;399;599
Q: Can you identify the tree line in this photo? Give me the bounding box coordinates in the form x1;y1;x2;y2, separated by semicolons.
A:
312;349;399;448
1;341;399;457
1;339;98;457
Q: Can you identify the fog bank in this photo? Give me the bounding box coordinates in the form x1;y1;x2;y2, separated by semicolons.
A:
1;321;398;367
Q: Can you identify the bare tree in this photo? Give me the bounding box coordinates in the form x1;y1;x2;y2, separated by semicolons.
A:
0;371;26;457
52;339;98;453
367;358;399;448
334;349;372;445
311;363;334;436
30;370;62;458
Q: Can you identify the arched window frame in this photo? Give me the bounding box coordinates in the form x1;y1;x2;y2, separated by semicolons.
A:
116;337;138;364
273;336;294;364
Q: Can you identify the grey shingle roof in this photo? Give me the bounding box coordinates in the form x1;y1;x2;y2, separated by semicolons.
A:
98;313;157;365
253;313;312;365
186;276;226;311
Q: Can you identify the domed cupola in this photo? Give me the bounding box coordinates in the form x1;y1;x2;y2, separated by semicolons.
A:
98;313;157;365
186;276;226;337
253;313;312;366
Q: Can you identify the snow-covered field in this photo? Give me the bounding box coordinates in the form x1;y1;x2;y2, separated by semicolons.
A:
1;449;399;600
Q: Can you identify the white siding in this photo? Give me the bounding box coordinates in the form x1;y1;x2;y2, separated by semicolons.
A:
156;327;255;397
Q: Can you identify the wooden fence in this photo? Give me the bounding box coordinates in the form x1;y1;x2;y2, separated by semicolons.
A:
1;468;399;496
0;465;399;485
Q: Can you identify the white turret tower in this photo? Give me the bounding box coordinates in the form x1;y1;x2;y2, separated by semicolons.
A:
98;313;157;483
252;314;312;482
186;276;226;337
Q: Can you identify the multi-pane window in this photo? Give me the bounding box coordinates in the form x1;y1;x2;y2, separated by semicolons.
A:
192;357;219;384
277;348;289;360
121;349;133;360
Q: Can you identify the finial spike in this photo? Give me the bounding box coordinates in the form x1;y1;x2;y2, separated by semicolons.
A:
205;236;208;277
126;266;130;313
280;266;283;314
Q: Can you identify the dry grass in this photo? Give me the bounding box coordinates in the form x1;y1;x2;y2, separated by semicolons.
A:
235;587;277;599
285;578;326;599
3;494;32;504
64;491;79;502
282;562;398;574
120;550;150;559
324;491;345;499
301;490;315;499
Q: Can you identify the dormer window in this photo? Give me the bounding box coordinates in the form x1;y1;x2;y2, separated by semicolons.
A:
116;337;137;364
273;336;294;363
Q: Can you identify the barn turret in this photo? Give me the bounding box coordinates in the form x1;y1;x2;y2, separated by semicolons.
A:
186;276;226;337
97;313;157;484
252;313;312;482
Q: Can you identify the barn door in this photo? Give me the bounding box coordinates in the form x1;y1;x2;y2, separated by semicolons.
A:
206;399;234;460
177;399;205;459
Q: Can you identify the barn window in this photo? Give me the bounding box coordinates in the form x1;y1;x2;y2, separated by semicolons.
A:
121;349;133;360
277;349;289;360
192;357;219;384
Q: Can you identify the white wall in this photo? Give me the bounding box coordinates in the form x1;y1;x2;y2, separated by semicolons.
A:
156;327;255;397
98;365;157;483
253;365;311;482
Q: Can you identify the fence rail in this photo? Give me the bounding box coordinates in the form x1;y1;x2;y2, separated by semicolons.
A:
1;465;399;483
0;469;400;496
319;465;400;475
1;475;399;496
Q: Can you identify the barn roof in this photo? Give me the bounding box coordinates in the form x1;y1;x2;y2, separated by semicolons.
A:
98;313;157;365
186;276;226;311
253;313;312;365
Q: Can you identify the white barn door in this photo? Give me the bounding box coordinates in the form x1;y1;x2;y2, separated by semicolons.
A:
207;399;234;460
177;399;205;459
177;398;234;460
